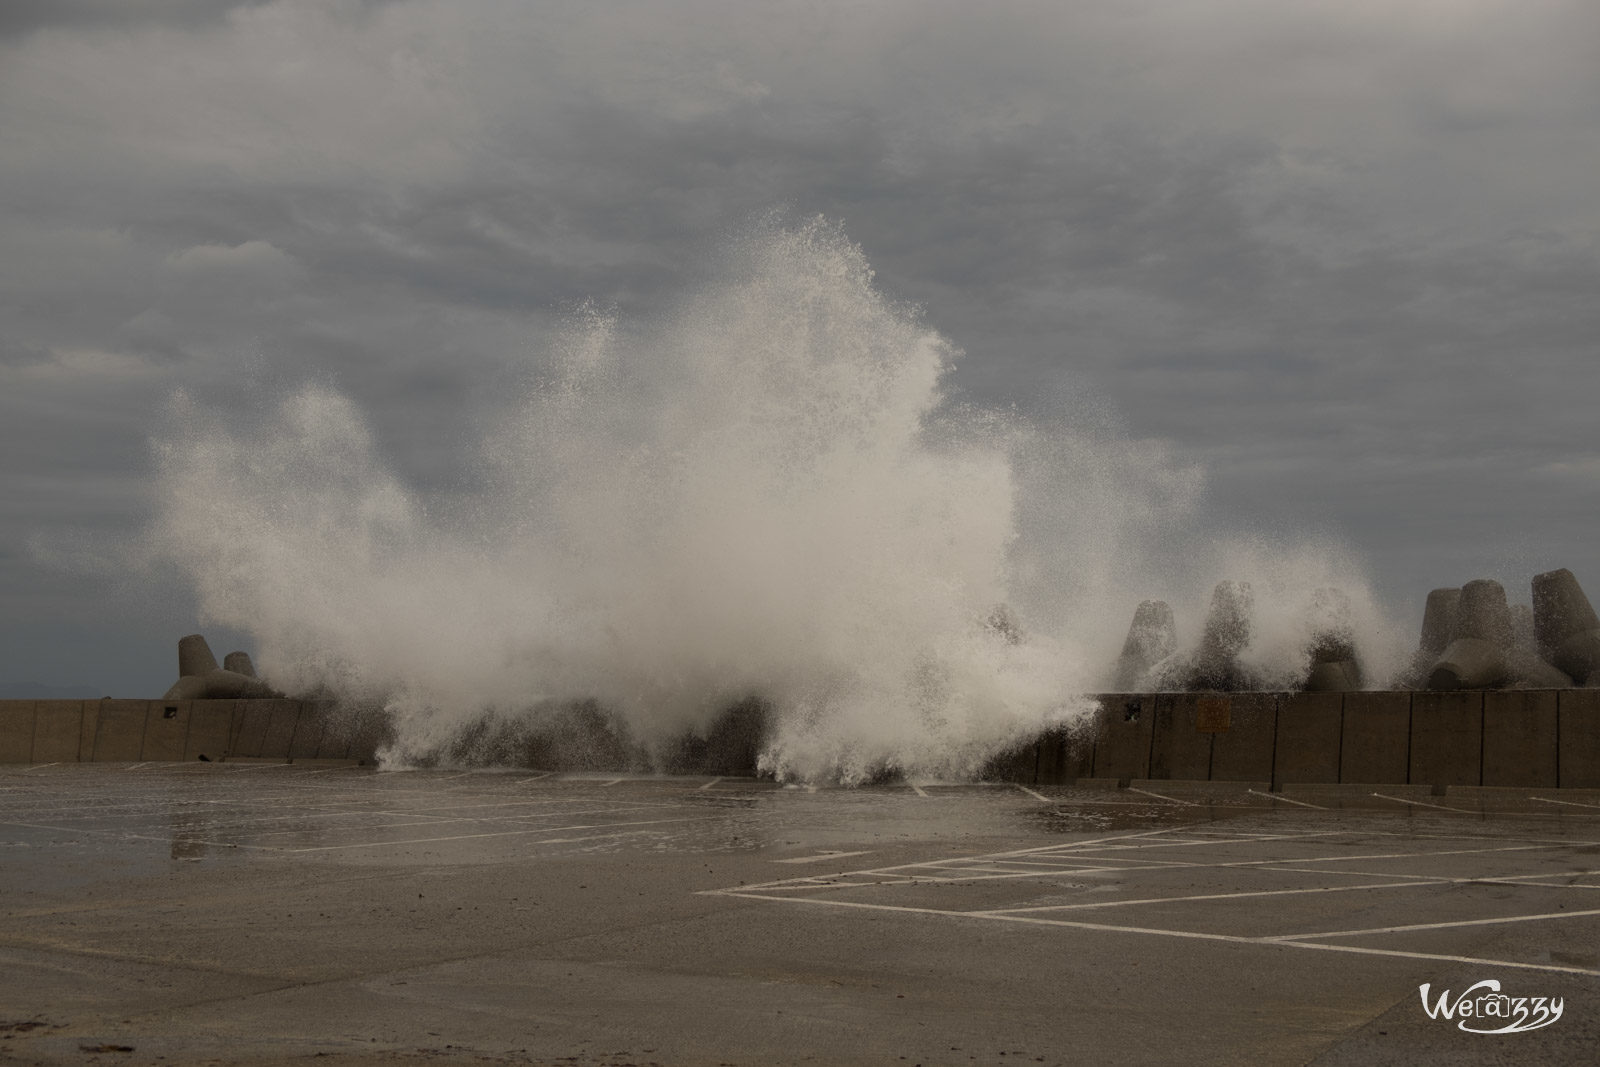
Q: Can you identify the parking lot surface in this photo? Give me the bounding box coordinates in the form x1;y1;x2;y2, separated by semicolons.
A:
2;763;1598;1064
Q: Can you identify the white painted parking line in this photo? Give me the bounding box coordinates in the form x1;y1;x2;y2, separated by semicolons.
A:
1531;796;1600;810
1126;787;1196;806
1278;939;1600;978
910;782;930;798
774;850;874;864
977;879;1450;915
516;772;554;783
705;890;1600;977
602;779;625;787
1246;789;1325;809
698;778;723;791
1269;906;1600;942
23;763;62;773
1014;785;1049;802
1370;792;1477;813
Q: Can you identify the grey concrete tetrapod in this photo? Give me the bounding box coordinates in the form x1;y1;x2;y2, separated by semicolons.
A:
1428;579;1511;690
1532;568;1600;684
1507;602;1574;688
164;634;283;700
223;651;257;678
1304;587;1362;692
1400;587;1459;688
1191;580;1255;691
178;634;220;678
1419;588;1462;658
1112;600;1176;691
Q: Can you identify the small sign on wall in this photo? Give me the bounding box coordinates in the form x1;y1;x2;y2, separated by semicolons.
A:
1196;696;1231;733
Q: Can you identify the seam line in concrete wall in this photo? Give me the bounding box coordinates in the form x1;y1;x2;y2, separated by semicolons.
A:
1472;697;1484;790
1088;715;1098;784
1267;694;1280;788
1145;699;1158;780
1404;692;1414;786
227;701;244;758
1556;692;1563;789
285;704;303;762
1336;694;1345;785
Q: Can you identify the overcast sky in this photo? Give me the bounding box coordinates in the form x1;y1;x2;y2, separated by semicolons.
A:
3;0;1598;697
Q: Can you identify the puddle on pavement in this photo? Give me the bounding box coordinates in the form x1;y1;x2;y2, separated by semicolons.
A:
1030;801;1260;833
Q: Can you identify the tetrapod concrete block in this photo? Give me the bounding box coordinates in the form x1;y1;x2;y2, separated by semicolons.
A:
1428;638;1509;690
141;701;191;761
1419;588;1462;655
1409;691;1483;788
1273;692;1342;785
1090;694;1155;780
0;702;35;763
1427;579;1515;690
1190;581;1256;691
1533;568;1600;651
1558;689;1600;789
1339;692;1410;784
177;634;220;677
31;700;83;763
1148;694;1214;781
1533;568;1600;684
1208;692;1279;782
1457;579;1513;645
1112;602;1177;691
185;700;234;761
1481;690;1557;788
92;700;151;761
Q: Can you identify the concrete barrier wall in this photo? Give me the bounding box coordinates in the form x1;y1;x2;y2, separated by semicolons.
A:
1;692;1597;788
1560;689;1600;789
1339;692;1410;784
0;699;376;764
1273;692;1341;785
1482;690;1557;788
1010;689;1600;789
1409;691;1482;788
1208;693;1278;783
1091;694;1154;780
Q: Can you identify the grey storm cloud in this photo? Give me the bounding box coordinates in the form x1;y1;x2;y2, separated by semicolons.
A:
2;0;1598;694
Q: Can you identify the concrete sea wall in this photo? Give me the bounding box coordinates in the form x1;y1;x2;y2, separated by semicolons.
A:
0;699;385;765
991;690;1600;789
3;691;1598;788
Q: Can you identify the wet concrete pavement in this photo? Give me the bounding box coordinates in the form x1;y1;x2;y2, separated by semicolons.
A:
2;764;1599;1065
